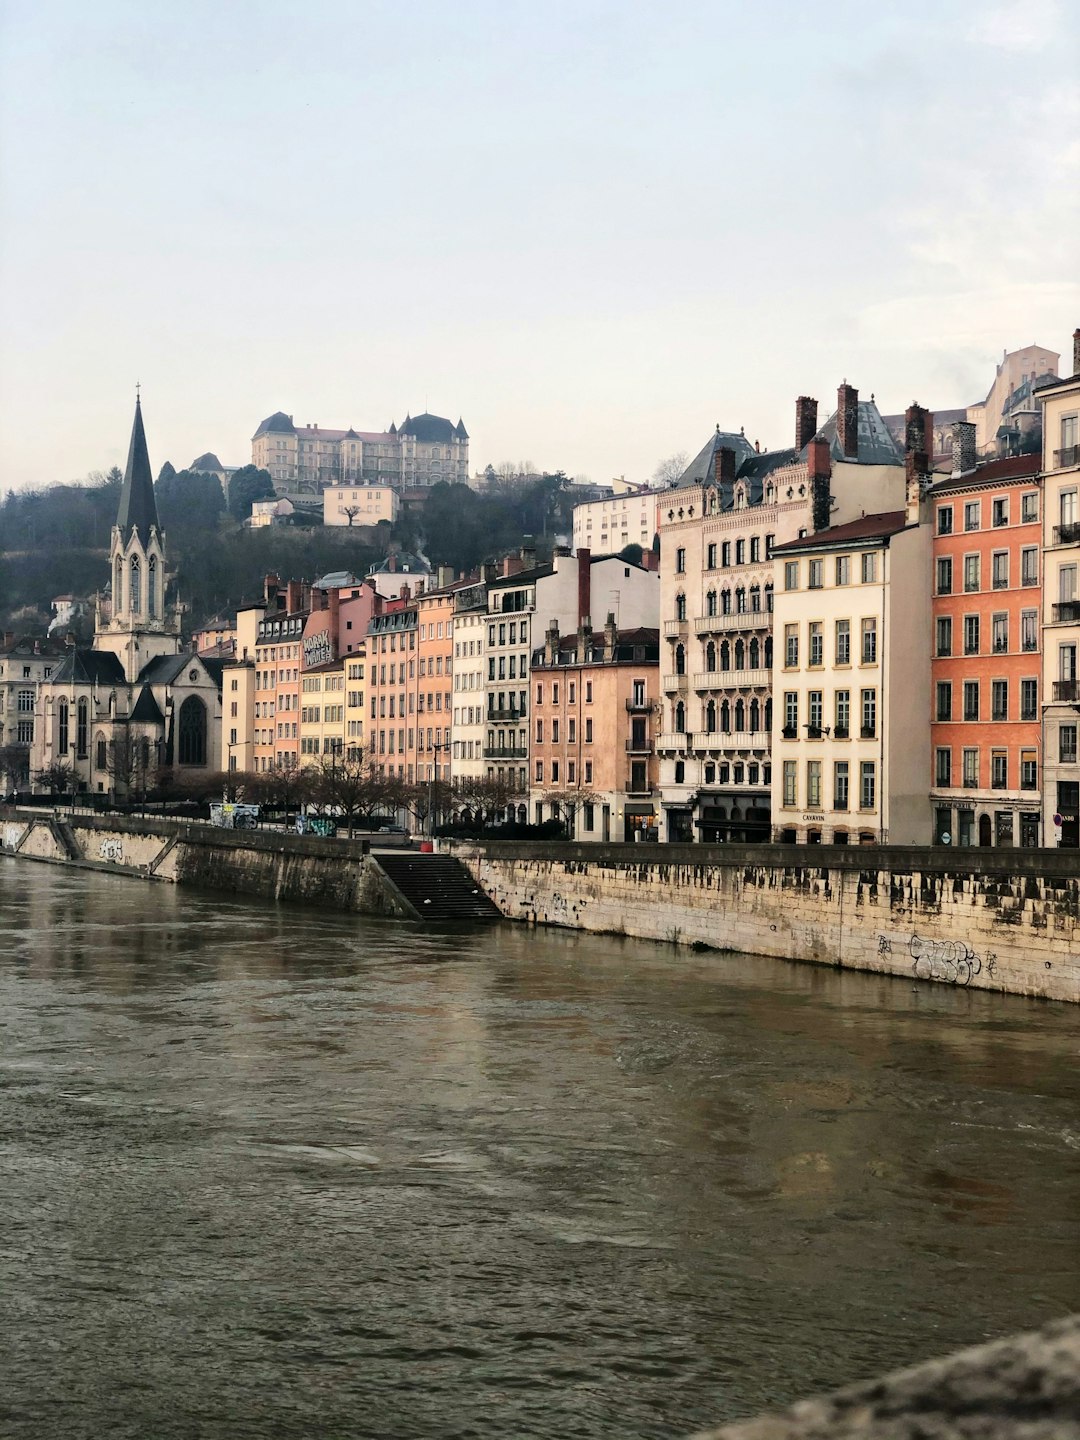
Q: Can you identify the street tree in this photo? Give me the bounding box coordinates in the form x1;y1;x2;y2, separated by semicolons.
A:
542;786;601;839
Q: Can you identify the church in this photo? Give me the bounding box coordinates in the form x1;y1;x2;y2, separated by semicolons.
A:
31;396;224;795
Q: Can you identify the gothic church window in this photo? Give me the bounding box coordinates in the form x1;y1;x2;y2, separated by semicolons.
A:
178;696;208;766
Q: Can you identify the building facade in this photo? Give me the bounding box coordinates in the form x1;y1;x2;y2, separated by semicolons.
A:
252;412;469;494
450;580;489;788
322;484;400;527
572;488;659;557
0;636;67;790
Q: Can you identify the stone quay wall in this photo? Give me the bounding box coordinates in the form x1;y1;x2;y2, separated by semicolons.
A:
0;809;415;919
458;841;1080;1004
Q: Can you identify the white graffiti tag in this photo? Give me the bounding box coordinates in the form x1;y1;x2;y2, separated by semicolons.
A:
909;933;982;986
99;838;124;864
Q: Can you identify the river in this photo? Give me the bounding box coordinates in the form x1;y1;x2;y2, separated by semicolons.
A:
2;857;1079;1439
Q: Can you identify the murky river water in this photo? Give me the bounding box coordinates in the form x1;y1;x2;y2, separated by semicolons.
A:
2;859;1079;1439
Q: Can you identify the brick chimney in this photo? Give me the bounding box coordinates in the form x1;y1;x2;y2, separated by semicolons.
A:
545;620;560;664
795;395;818;451
577;548;592;628
837;383;859;459
951;421;977;476
328;588;340;643
521;535;536;569
1074;327;1080;377
904;403;931;472
808;435;832;532
716;446;737;486
603;612;618;661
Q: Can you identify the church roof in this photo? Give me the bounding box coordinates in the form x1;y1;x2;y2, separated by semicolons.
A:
116;396;161;543
136;651;226;689
50;649;127;686
129;685;165;724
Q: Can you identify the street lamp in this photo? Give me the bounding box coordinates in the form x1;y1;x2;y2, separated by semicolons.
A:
428;740;450;837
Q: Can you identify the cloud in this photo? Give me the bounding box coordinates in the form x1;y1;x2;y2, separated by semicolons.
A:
970;1;1061;51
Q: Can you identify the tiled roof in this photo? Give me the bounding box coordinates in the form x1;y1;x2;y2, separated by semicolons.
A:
772;510;908;552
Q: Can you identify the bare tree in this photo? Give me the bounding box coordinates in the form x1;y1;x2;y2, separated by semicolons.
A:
455;773;523;828
651;452;689;488
34;760;75;797
305;752;407;837
341;505;362;527
0;743;30;796
542;786;601;839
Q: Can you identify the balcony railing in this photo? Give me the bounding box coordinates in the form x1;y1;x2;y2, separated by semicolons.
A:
625;738;653;754
690;731;771;752
1054;680;1080;701
664;618;688;637
1053;601;1080;624
860;725;877;739
625;785;654;798
1053;522;1080;545
486;707;522;722
1055;445;1080;470
663;672;689;693
482;746;528;759
692;668;770;690
694;611;771;635
625;699;652;713
656;731;689;750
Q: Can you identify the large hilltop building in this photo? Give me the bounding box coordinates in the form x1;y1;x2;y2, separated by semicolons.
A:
251;411;469;498
31;398;224;795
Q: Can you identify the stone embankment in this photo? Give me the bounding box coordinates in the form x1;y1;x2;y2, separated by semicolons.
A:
458;841;1080;1003
689;1312;1080;1439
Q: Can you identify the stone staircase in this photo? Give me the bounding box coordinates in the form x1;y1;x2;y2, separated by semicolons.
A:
373;853;502;924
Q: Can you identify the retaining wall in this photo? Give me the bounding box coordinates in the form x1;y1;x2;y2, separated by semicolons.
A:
459;841;1080;1003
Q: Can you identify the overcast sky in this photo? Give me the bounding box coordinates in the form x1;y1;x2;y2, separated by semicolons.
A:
1;0;1077;493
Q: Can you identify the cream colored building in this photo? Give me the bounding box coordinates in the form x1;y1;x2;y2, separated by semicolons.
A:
769;499;932;845
345;651;366;761
968;343;1059;456
572;488;659;556
252;411;469;493
450;580;489;786
300;659;347;763
323;484;400;527
1038;334;1080;846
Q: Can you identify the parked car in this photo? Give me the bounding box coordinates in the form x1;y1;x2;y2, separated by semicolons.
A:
377;824;409;837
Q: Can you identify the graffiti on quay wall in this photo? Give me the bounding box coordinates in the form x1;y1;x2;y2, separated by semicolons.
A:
99;838;124;864
875;932;998;986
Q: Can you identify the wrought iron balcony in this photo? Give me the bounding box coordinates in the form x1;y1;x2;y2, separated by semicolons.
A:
625;738;653;754
1053;601;1080;624
1054;445;1080;470
1053;522;1080;545
1053;680;1080;701
482;745;528;759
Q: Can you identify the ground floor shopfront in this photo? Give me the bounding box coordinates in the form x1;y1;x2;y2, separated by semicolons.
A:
931;794;1041;849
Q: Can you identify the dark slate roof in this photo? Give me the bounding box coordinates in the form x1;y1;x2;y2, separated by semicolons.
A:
50;649;127;686
737;447;799;480
369;551;431;575
813;399;904;466
488;563;555;588
398;412;457;443
677;428;757;487
252;411;297;438
129;685;165;724
190;451;223;471
455;417;469;439
772;510;908;553
136;651;226;689
116;396;161;543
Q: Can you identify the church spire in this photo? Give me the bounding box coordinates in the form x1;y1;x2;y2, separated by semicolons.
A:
116;391;160;543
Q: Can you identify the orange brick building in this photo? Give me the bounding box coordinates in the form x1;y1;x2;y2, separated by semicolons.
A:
929;448;1042;847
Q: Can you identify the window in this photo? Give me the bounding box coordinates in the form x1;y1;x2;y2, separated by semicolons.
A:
750;537;760;562
675;594;686;621
808;691;823;732
992;497;1008;527
991;752;1008;789
1020;547;1038;587
808;559;824;589
936;682;952;721
784;561;799;591
809;623;823;667
991;551;1008;589
783;692;798;735
936;556;953;594
936;748;952;786
535;760;543;783
1021;754;1037;791
782;760;797;807
937;506;953;535
1021;492;1039;523
962;748;978;787
736;539;746;564
706;543;717;568
178;696;208;766
1021;609;1039;653
721;541;731;567
963;615;980;655
861;618;877;663
835;690;850;734
963;680;980;722
936;616;952;657
964;555;980;592
859;762;876;811
1060;725;1077;764
675;547;686;574
834;761;849;810
964;500;980;531
835;619;850;665
1021;678;1038;720
992;614;1008;654
835;555;850;586
806;761;822;807
58;698;69;755
861;552;877;583
860;688;876;738
784;624;798;668
992;679;1008;722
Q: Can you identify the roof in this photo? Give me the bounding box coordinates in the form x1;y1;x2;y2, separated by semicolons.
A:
252;411;297;438
116;396;161;543
398;412;458;443
813;398;905;467
927;453;1041;496
190;452;223;471
129;685;165;724
50;649;127;685
487;563;556;588
136;652;224;688
772;510;909;553
368;551;431;575
314;571;362;589
677;428;757;486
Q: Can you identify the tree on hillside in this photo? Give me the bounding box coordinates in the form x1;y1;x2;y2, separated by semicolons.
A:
420;482;487;572
652;452;689;488
155;467;225;534
227;465;275;521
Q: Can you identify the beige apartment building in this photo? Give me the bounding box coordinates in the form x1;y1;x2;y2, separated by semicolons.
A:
968;343;1059;456
657;389;909;843
572;488;660;556
1038;331;1080;846
322;484;400;527
770;502;932;845
252;412;469;494
299;659;347;763
450;579;489;787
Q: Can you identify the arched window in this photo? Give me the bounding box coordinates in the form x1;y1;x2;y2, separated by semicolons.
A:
764;636;774;669
734;762;745;784
178;696;207;766
764;698;773;732
674;701;686;734
734;638;745;669
130;556;141;614
675;643;686;676
734;698;746;731
706;589;717;617
764;583;774;613
735;587;746;614
114;556;123;613
749;637;760;668
749;585;761;613
705;700;716;733
706;641;717;671
58;698;69;754
720;699;731;732
720;641;731;671
76;698;88;758
721;589;732;615
749;697;761;732
148;555;157;619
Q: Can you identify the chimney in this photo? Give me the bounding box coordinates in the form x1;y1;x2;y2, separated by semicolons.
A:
1074;327;1080;377
521;535;536;569
65;631;76;647
904;402;930;473
809;431;832;533
328;588;340;640
951;421;977;475
545;620;560;665
388;553;397;572
837;382;859;459
604;611;618;660
3;631;13;648
482;561;497;583
577;548;591;628
715;446;737;486
795;395;819;451
437;564;454;589
263;571;281;603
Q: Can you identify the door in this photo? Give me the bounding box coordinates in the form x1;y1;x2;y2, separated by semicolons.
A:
978;813;992;846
